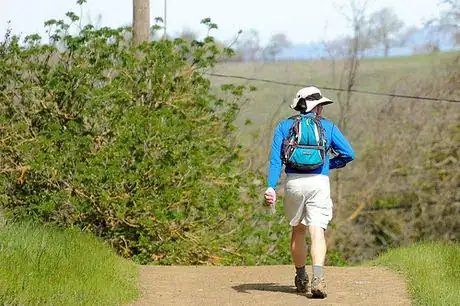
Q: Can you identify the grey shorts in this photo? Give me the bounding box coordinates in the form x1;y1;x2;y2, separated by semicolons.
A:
284;173;333;230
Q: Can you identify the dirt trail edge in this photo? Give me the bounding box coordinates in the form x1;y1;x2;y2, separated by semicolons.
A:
129;265;411;306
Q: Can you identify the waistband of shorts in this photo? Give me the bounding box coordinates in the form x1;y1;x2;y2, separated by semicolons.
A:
286;173;328;179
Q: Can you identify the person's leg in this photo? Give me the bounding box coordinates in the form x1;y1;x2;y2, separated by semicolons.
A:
291;223;307;267
309;225;326;268
291;223;308;292
309;225;328;298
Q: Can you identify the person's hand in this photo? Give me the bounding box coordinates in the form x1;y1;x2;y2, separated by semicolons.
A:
264;187;276;205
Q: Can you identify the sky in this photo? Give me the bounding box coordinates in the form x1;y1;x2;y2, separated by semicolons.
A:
1;0;445;45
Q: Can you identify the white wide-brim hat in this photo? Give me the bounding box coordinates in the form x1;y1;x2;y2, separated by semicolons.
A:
290;86;333;112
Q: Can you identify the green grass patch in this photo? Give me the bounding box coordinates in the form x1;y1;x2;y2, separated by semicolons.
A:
0;221;139;305
370;242;460;305
362;50;460;64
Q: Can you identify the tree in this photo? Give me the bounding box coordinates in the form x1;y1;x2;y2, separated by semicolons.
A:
397;26;419;47
431;0;460;45
236;29;261;61
178;28;198;43
369;8;404;57
323;0;372;230
133;0;150;44
263;33;291;61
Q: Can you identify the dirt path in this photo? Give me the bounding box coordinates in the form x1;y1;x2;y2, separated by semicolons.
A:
129;265;411;305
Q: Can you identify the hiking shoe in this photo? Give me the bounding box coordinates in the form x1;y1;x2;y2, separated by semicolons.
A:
294;274;309;293
311;277;327;298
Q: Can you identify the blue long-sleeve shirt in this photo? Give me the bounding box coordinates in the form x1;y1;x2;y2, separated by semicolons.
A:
267;113;355;189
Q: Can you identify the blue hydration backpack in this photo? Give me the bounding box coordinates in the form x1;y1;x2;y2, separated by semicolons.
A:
282;114;327;171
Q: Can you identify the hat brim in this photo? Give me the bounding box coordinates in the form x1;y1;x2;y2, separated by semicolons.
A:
290;97;333;112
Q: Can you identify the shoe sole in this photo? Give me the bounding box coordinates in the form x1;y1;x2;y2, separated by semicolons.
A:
311;288;327;298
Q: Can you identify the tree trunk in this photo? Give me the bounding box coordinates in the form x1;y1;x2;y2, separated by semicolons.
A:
384;43;390;57
133;0;150;45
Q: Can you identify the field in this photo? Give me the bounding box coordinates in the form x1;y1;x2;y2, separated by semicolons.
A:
210;51;460;262
211;52;459;144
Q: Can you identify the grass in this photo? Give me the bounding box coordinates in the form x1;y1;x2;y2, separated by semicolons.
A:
0;220;139;305
370;242;460;306
361;50;460;64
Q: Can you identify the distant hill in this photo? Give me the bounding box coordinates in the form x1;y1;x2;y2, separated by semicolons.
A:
277;27;459;60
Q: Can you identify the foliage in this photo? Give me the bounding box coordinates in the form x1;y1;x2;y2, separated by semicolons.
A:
264;33;292;61
0;10;245;264
368;7;405;56
235;29;261;62
0;7;348;266
371;242;460;305
334;65;460;262
0;221;138;305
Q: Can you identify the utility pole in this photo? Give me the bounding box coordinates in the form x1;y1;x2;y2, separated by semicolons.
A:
163;0;167;38
133;0;150;44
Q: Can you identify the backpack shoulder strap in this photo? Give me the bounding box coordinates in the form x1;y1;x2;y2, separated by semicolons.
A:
286;115;301;140
304;116;326;147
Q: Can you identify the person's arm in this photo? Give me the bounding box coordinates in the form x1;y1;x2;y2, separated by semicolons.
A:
267;122;285;189
329;124;355;169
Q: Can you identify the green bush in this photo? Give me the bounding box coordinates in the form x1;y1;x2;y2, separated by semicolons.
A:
0;7;348;266
0;8;292;266
0;11;254;264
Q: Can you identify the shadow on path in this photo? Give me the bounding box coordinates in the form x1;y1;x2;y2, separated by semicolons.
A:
232;283;297;294
232;283;325;299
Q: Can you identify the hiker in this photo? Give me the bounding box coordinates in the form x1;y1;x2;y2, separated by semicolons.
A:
264;86;355;298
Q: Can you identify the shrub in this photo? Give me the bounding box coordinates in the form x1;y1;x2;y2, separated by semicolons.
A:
0;11;257;264
0;6;349;266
